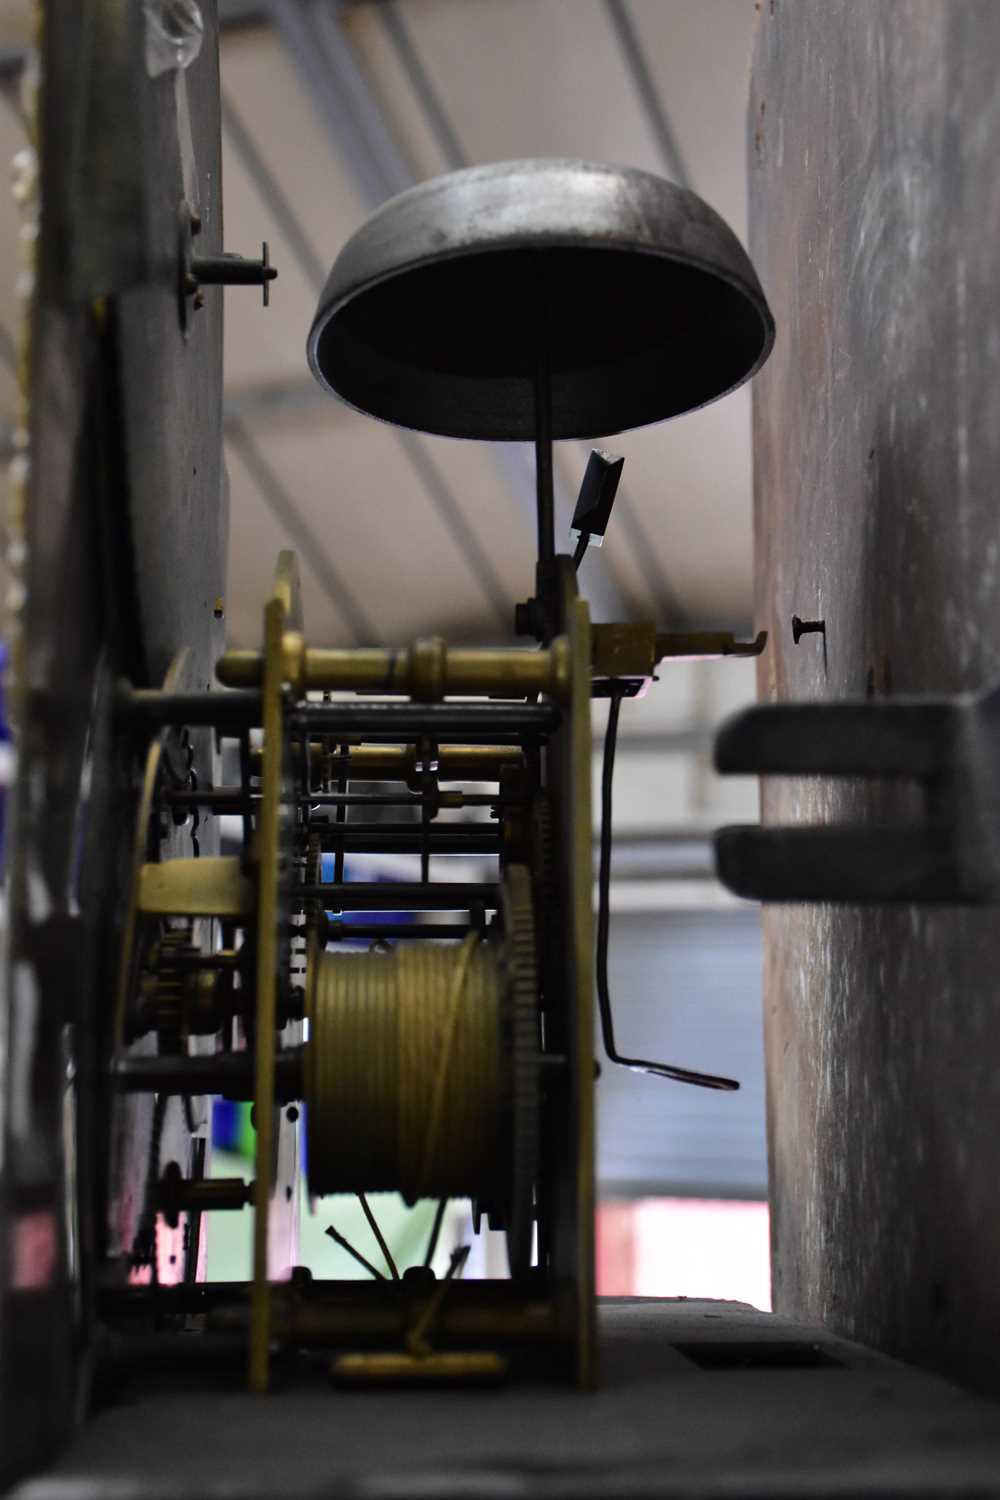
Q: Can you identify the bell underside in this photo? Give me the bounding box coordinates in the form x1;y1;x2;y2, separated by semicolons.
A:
307;158;775;442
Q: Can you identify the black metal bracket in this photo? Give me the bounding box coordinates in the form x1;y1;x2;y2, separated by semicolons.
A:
571;449;624;569
177;200;277;332
713;684;1000;902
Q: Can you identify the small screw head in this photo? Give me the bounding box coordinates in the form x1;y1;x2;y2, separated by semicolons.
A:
792;615;825;645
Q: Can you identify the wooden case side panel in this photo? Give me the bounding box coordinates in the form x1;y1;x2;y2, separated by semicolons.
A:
750;0;1000;1391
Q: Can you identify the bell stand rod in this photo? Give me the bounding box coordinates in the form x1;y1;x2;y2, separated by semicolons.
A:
534;286;555;582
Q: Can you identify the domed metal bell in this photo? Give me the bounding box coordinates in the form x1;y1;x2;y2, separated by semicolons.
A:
307;158;774;442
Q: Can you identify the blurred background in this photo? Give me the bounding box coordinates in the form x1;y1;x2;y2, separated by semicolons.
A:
0;0;767;1306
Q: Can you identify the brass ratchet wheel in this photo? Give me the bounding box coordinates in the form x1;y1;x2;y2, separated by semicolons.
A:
497;863;541;1276
304;863;540;1276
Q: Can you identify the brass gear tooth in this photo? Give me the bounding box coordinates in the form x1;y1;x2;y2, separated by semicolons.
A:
501;863;541;1279
147;929;199;1052
531;794;555;902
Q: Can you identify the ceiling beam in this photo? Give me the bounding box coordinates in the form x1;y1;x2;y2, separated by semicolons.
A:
222;92;328;292
393;428;514;630
225;411;377;641
223;375;346;426
377;1;466;172
265;0;411;206
603;0;691;190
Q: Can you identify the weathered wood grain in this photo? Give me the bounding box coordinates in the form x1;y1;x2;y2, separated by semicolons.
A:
751;0;1000;1391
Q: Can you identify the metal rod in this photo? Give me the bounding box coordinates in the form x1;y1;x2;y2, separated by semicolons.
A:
165;790;254;813
325;1223;387;1282
332;741;347;882
417;737;433;886
157;950;242;971
263;744;525;782
309;791;503;808
310;791;425;807
213;642;572;697
292;703;558;738
424;1198;448;1268
165;790;507;811
314;730;532;747
358;1194;400;1281
130;699;557;742
114;1049;304;1101
161;1174;253;1220
310;825;500;856
534;291;555;575
124;689;261;731
323;921;471;943
299;883;499;913
190;252;276;289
